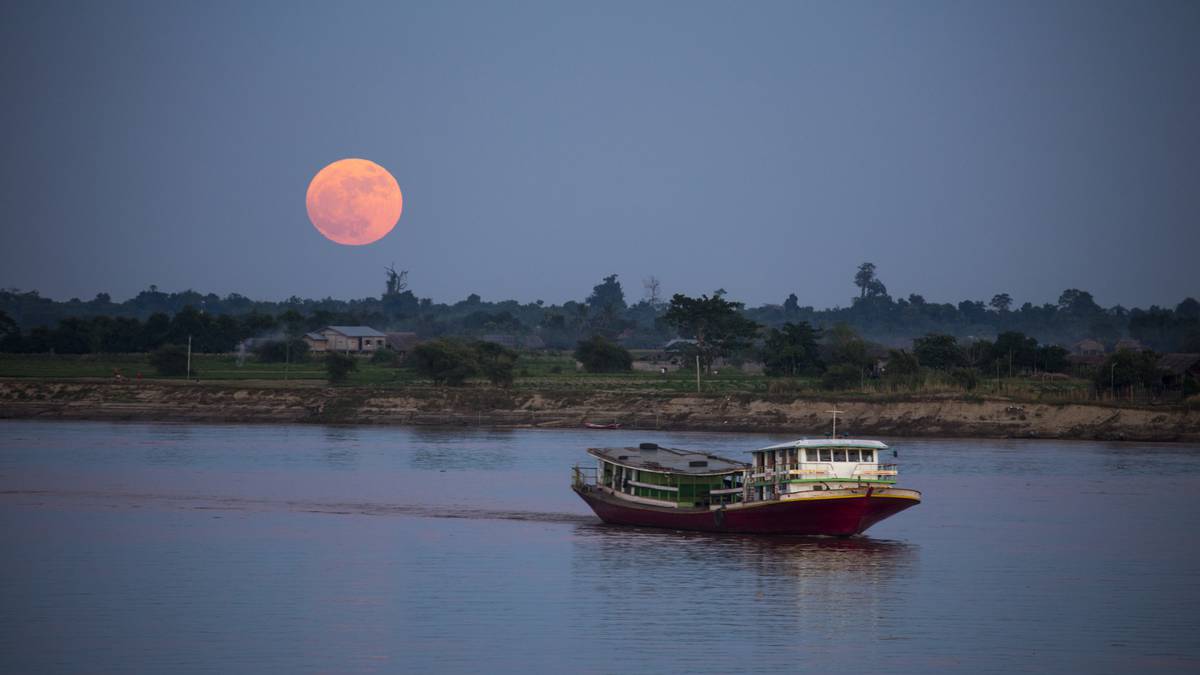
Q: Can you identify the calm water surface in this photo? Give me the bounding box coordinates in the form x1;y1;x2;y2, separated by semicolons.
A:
1;420;1198;674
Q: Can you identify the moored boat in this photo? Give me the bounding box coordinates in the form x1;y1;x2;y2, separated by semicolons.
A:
571;431;920;536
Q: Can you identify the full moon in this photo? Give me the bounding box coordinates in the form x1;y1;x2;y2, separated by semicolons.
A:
305;158;403;246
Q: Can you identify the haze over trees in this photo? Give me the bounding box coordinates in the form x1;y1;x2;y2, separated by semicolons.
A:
1;263;1197;369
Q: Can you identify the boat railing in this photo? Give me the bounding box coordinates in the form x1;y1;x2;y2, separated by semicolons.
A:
751;462;899;482
857;463;898;477
572;465;598;489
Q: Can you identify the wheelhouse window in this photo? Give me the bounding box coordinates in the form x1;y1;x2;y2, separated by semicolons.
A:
833;449;846;462
862;450;874;462
846;449;861;462
806;449;820;462
819;448;832;462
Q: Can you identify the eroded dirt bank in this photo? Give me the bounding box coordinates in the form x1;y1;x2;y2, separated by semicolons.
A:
1;379;1197;442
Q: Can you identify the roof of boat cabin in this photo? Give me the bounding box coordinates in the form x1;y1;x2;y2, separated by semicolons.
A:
588;445;747;475
756;438;889;452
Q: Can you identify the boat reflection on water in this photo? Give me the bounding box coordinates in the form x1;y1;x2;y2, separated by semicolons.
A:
572;522;916;580
567;524;917;663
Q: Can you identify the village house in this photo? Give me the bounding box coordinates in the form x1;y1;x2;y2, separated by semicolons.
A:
1072;338;1106;357
1114;338;1148;353
304;326;387;353
385;332;421;358
1157;353;1200;391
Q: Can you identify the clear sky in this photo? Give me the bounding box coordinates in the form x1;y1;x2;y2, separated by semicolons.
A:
2;0;1197;309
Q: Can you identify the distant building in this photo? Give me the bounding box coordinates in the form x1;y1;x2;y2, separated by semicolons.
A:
1072;339;1106;357
1114;338;1148;353
1157;353;1200;390
480;334;520;349
304;326;387;353
663;338;697;351
385;332;421;358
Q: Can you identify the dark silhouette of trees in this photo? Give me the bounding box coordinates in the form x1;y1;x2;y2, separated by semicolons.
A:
574;336;632;373
474;341;518;387
410;340;478;386
913;333;964;370
761;322;823;376
783;293;800;313
255;339;309;363
663;293;759;373
854;263;877;299
587;275;626;313
149;344;189;376
324;352;357;384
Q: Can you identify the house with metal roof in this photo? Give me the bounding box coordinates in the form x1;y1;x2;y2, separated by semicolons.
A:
304;326;387;353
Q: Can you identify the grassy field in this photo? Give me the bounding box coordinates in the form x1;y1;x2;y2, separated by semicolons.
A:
0;351;1119;403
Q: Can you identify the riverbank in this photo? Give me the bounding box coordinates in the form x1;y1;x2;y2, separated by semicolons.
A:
1;379;1197;442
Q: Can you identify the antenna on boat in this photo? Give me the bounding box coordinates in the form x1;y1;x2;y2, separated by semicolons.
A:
827;409;844;439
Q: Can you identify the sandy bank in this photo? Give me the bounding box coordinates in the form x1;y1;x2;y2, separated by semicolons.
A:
1;379;1197;442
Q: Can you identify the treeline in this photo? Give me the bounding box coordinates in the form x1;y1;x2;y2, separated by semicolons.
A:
0;306;289;354
2;263;1198;353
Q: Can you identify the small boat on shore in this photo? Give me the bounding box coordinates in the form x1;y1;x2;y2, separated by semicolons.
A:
583;422;622;430
570;420;920;536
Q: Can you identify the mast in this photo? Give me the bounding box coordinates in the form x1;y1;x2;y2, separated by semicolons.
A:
827;409;844;439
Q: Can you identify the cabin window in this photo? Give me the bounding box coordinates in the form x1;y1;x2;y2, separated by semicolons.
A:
806;449;820;462
862;450;874;462
833;449;847;462
819;448;832;462
846;449;861;462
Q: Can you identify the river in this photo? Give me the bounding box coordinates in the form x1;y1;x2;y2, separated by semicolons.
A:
1;420;1198;674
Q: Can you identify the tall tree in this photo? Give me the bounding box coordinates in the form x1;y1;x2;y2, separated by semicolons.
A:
761;322;823;376
783;293;800;313
586;275;626;313
826;323;870;369
854;262;877;299
990;293;1012;312
1058;289;1100;315
663;293;760;373
913;333;964;370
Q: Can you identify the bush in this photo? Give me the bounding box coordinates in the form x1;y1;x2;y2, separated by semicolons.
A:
574;336;632;373
1183;374;1199;398
255;339;309;364
473;341;518;387
883;349;922;390
370;347;403;366
1094;349;1160;391
950;367;978;391
821;364;861;390
767;379;804;394
149;344;190;376
324;352;357;384
410;339;478;386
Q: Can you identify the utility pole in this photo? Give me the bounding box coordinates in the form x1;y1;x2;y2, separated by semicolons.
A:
695;354;701;393
186;335;192;380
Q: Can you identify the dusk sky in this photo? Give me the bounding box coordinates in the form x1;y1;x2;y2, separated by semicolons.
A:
2;0;1197;309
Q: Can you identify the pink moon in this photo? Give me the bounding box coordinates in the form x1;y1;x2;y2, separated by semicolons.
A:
305;158;403;246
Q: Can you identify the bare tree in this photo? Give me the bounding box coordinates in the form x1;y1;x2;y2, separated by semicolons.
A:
643;275;663;308
384;264;408;296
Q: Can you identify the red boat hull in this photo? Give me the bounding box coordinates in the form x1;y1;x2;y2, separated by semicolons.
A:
574;486;919;536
